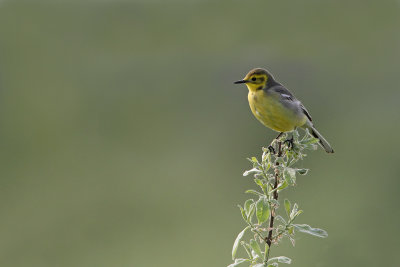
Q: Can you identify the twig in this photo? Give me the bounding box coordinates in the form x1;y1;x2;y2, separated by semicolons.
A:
265;140;282;262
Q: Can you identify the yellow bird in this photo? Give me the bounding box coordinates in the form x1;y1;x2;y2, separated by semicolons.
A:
234;68;334;153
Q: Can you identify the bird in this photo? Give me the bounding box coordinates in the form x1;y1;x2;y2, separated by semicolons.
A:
234;68;334;153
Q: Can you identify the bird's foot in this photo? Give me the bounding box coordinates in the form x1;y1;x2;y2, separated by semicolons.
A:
284;136;294;150
267;145;276;155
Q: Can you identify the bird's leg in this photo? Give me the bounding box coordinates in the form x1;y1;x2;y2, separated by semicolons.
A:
275;132;284;140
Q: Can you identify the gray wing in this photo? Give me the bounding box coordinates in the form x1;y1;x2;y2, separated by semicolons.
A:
300;104;312;122
268;85;313;122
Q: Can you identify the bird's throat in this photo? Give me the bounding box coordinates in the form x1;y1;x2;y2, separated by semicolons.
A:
246;83;264;92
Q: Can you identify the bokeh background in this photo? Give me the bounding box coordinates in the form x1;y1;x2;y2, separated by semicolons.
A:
0;0;399;266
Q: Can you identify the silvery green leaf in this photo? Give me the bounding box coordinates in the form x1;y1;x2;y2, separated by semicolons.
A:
275;215;286;224
296;168;308;175
245;190;264;196
251;249;258;259
290;203;298;219
292;210;303;219
232;226;249;260
264;161;271;172
289;235;295;247
243;168;261;176
305;143;318;151
301;137;319;145
288;226;294;235
262;150;271;162
277;180;288;191
244;199;254;216
267;256;292;264
227;258;248;267
286;167;296;178
256;197;270;224
254;178;264;188
267;263;278;267
283;168;296;186
247;203;256;222
250;239;263;259
238;205;247;221
262;149;268;158
253;264;266;267
293;224;328;238
303;128;312;138
284;199;291;217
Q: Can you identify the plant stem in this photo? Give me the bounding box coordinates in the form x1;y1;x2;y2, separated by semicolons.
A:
265;140;282;262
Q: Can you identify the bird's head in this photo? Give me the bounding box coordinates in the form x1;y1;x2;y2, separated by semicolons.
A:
234;68;274;92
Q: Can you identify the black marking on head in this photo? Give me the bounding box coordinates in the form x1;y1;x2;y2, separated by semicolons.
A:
247;68;270;77
257;86;263;91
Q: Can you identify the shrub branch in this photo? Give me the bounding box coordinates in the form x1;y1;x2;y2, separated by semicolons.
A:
229;130;328;267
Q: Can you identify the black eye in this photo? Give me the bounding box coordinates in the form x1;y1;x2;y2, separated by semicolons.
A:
251;77;257;81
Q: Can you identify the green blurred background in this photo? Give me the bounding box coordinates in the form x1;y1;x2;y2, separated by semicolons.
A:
0;0;399;266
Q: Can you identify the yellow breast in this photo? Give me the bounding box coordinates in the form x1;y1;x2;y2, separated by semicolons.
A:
248;90;305;132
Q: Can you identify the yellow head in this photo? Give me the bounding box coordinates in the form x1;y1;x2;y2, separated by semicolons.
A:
234;68;274;92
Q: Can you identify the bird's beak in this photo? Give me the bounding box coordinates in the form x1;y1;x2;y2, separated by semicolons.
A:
234;80;249;84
